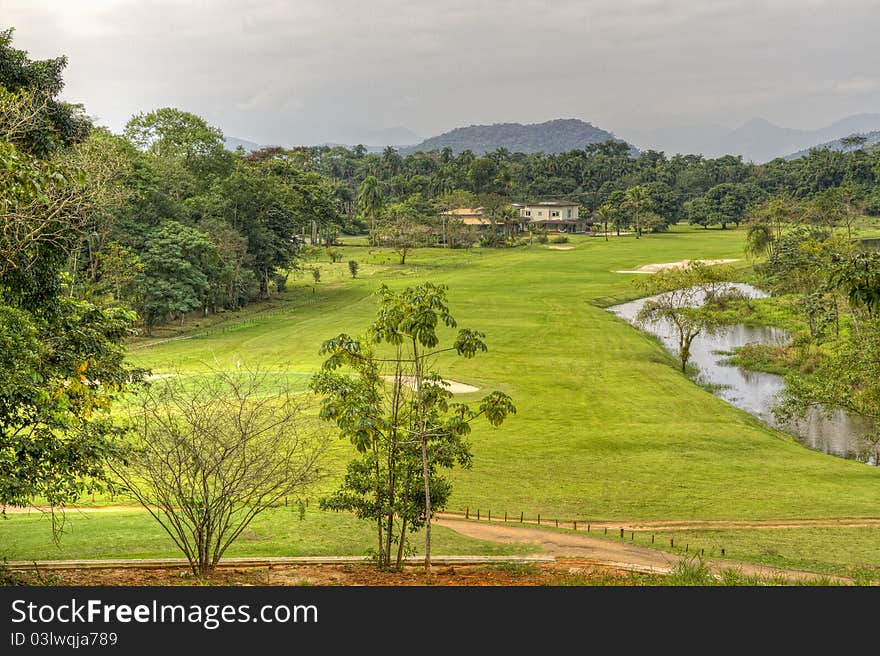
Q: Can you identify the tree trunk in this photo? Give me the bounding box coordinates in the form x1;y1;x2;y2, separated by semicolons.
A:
395;517;408;568
412;338;432;572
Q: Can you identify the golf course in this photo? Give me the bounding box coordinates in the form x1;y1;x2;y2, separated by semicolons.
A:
4;225;880;577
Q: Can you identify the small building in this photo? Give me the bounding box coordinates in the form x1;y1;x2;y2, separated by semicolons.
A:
438;208;498;229
515;201;589;233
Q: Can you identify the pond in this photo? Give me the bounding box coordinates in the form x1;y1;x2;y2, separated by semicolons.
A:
608;284;879;465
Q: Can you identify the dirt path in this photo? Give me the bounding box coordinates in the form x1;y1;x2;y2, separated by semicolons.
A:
435;518;848;583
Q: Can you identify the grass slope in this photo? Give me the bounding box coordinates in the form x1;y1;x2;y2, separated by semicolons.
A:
127;226;880;522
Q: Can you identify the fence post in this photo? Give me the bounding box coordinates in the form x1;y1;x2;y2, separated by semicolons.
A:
466;506;469;519
520;512;524;523
619;528;624;539
630;532;634;540
488;510;491;522
670;538;674;548
721;548;725;556
537;514;541;525
504;512;507;522
604;527;607;535
477;509;480;521
573;521;577;531
651;534;654;544
555;519;558;528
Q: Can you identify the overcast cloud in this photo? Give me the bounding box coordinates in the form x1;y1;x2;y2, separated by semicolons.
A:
3;0;879;146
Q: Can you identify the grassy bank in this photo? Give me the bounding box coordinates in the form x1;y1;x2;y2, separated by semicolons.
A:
0;509;539;561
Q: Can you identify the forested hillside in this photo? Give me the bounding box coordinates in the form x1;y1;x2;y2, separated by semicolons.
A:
402;118;626;155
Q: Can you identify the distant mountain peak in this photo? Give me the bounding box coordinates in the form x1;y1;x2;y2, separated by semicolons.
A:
401;118;631;155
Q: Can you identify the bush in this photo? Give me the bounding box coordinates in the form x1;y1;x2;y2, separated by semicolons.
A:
549;235;569;244
327;249;343;263
348;260;359;278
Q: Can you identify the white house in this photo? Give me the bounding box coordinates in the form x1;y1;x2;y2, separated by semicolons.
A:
514;201;589;233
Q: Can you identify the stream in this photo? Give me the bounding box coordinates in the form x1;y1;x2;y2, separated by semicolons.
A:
608;283;879;465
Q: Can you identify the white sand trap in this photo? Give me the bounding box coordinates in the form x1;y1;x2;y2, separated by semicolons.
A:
382;375;479;394
547;245;575;250
615;258;740;274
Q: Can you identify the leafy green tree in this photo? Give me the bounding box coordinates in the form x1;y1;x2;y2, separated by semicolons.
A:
636;263;737;372
0;30;142;512
703;183;748;229
375;201;433;264
124;107;225;162
0;28;90;157
357;175;383;244
624;185;650;238
348;259;359;278
137;221;216;333
312;283;515;569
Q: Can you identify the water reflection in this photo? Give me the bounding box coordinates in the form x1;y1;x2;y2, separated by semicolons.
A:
608;284;879;465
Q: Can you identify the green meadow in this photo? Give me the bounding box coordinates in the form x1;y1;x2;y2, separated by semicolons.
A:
5;225;880;569
130;225;880;520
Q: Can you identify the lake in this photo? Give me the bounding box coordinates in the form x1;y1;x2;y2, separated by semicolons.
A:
609;284;879;465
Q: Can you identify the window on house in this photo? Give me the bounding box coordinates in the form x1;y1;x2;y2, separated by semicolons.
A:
551;211;560;217
525;210;531;217
567;209;572;218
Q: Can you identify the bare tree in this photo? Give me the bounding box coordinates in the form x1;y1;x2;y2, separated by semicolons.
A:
112;365;329;577
636;263;739;372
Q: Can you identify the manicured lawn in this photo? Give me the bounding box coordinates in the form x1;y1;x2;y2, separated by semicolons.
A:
10;225;880;565
641;527;880;579
128;225;880;522
0;509;539;560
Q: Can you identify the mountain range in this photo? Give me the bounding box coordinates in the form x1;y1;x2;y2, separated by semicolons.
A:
785;129;880;160
629;113;880;162
225;113;880;162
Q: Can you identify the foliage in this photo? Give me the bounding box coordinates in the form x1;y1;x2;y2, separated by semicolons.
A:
311;283;514;568
0;29;143;514
136;221;216;333
348;259;359;278
636;263;737;372
112;366;328;577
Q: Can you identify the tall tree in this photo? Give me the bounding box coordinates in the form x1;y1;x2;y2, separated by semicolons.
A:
312;284;515;570
357;175;383;245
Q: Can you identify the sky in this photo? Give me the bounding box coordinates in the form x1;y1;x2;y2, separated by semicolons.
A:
3;0;880;147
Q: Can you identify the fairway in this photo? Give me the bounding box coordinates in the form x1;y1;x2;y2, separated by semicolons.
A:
127;225;880;523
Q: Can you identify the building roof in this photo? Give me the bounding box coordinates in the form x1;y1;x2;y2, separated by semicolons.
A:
461;217;497;226
440;207;486;217
521;200;579;207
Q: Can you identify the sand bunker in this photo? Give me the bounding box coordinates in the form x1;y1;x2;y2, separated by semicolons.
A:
547;245;576;250
381;375;479;394
615;258;740;274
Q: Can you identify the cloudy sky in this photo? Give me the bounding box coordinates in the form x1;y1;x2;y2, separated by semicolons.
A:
3;0;879;146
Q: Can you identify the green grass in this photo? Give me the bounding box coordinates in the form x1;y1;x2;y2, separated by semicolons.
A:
11;224;880;567
126;225;880;522
0;509;539;560
635;527;880;581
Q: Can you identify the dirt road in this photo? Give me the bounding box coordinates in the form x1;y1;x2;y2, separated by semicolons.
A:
436;517;848;583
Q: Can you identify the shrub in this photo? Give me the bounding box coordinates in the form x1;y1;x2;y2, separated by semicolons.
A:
549;235;569;244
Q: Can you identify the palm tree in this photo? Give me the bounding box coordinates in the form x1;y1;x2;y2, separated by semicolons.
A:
497;205;520;240
594;204;614;241
625;185;650;239
357;175;383;245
